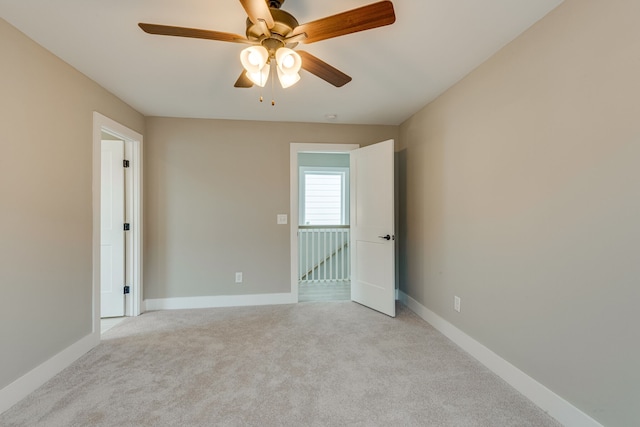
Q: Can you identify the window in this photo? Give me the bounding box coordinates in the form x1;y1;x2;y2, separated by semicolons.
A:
300;167;349;225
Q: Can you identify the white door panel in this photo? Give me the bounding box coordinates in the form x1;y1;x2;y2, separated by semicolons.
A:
101;140;125;318
350;139;395;317
101;246;113;293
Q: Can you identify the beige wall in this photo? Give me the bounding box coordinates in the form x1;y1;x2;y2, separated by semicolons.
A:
0;18;145;388
144;117;398;300
398;0;640;425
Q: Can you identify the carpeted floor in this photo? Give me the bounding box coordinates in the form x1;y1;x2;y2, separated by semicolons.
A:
0;302;561;427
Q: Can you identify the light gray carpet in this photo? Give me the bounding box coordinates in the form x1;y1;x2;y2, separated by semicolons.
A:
298;281;351;302
0;302;561;427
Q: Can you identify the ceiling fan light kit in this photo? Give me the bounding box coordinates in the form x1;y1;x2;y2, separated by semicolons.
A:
138;0;396;99
240;45;301;88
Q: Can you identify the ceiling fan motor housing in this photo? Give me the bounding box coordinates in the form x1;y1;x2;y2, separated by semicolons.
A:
246;8;299;54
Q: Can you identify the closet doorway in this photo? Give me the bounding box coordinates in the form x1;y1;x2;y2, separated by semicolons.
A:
92;112;143;336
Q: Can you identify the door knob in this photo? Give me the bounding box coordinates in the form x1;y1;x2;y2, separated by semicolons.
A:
378;234;392;241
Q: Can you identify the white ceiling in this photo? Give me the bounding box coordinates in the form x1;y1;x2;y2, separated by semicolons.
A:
0;0;563;125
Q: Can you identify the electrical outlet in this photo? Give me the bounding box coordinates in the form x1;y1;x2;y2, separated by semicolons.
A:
235;272;243;283
454;296;461;312
277;214;288;225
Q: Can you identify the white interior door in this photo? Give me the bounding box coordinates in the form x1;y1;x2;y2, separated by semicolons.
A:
101;140;125;318
350;139;395;317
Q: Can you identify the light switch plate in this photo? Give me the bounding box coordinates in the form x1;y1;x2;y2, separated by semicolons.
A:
277;214;288;225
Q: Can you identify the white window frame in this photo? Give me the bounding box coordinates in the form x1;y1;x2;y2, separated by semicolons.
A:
299;166;350;226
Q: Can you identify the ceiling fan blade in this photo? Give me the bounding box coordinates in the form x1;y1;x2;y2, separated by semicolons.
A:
138;23;249;44
297;51;352;87
239;0;275;28
292;1;395;44
234;71;254;88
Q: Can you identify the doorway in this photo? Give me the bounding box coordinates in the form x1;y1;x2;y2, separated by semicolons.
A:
290;140;396;317
92;113;143;336
298;153;351;302
289;144;358;302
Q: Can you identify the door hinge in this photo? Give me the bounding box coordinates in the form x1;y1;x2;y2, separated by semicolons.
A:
124;223;130;231
124;285;130;294
123;159;130;168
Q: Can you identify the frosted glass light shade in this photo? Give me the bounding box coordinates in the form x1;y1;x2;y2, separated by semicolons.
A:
246;63;270;87
240;46;269;73
277;68;300;88
275;48;302;75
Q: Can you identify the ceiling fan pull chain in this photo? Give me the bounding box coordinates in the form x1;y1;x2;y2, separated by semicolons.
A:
260;64;265;103
259;67;264;103
271;62;276;106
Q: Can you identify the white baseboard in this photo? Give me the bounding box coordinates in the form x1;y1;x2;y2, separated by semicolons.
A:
0;332;99;415
143;292;297;311
398;291;602;427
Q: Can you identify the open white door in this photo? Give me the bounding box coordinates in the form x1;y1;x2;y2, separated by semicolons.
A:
101;140;125;318
350;139;395;317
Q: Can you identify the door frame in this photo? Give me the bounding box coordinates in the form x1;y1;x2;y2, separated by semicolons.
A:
92;112;143;334
289;143;359;301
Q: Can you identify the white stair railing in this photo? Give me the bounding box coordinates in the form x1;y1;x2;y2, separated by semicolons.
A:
299;226;350;283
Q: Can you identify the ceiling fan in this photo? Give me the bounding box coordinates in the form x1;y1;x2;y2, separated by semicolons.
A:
138;0;396;90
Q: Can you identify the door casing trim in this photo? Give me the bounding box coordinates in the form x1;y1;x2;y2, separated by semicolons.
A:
92;112;143;334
